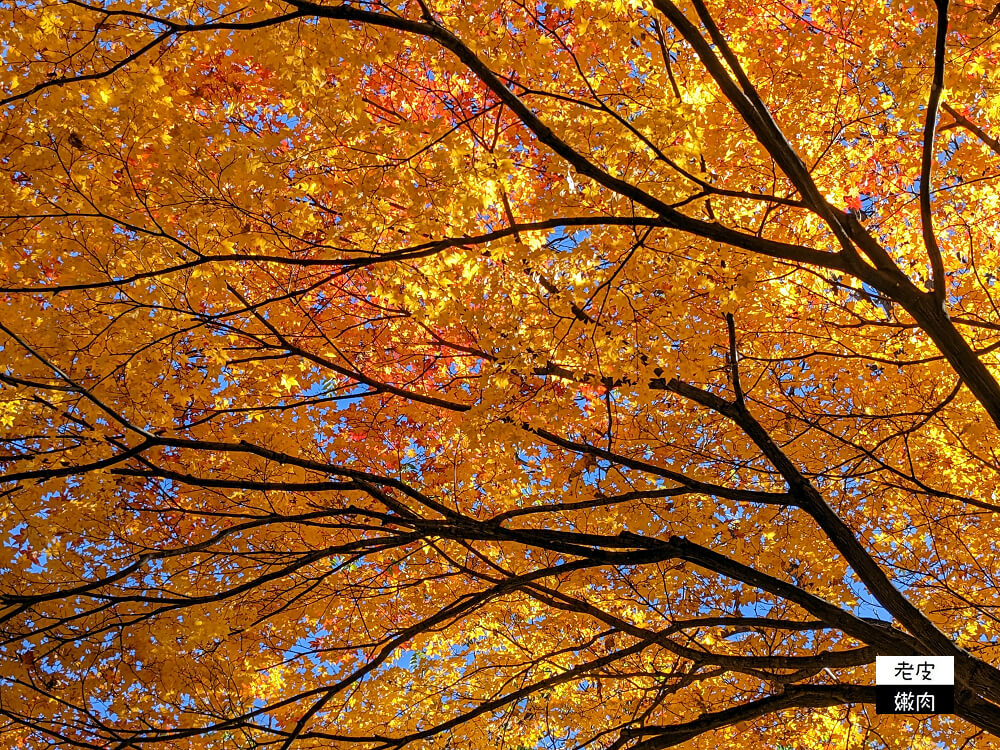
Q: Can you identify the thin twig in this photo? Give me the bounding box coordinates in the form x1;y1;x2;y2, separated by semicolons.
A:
725;312;744;406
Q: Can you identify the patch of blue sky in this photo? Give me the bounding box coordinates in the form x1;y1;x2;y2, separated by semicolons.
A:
546;226;590;253
88;696;116;722
628;58;649;85
847;575;892;622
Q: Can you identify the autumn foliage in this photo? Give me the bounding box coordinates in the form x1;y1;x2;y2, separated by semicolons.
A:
4;0;1000;747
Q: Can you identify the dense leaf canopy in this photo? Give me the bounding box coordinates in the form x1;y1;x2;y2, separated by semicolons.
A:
3;0;1000;747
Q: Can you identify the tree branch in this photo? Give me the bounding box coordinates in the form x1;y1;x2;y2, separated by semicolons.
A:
919;0;950;306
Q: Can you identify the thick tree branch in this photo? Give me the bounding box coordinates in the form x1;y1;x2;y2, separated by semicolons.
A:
920;0;950;306
621;685;876;750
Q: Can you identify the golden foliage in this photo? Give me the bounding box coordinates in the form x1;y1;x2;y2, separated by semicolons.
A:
2;0;1000;747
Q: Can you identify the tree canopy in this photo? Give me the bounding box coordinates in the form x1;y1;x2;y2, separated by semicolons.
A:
3;0;1000;746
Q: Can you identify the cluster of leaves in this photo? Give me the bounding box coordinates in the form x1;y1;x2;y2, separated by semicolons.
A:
3;0;1000;747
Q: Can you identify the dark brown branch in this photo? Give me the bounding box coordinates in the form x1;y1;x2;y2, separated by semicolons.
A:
622;685;876;750
942;102;1000;157
286;0;846;273
662;376;1000;715
0;215;665;294
0;319;155;440
664;377;959;650
520;423;795;507
919;0;950;306
725;312;744;406
109;467;357;493
652;0;861;262
0;10;309;107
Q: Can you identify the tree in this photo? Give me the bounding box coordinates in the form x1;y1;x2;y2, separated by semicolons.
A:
3;0;1000;746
